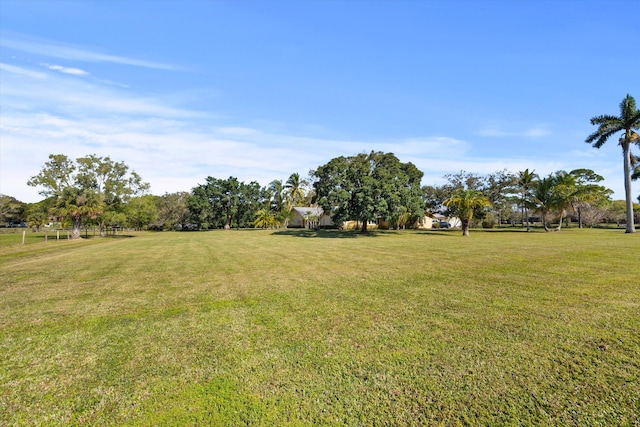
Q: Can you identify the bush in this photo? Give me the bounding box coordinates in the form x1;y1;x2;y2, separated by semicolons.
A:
482;219;497;228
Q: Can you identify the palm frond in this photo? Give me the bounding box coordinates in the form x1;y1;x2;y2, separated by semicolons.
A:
585;118;624;148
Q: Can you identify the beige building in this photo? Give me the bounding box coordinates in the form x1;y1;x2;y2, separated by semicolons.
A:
289;207;335;228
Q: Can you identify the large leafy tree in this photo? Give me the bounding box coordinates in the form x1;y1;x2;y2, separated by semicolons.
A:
443;188;491;236
312;151;424;233
189;176;264;229
27;154;148;238
155;192;191;230
125;195;158;230
76;154;149;235
484;170;518;227
27;154;101;238
568;169;612;228
586;94;640;233
0;195;26;226
236;180;263;228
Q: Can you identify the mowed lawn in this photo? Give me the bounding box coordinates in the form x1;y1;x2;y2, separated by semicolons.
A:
1;228;638;426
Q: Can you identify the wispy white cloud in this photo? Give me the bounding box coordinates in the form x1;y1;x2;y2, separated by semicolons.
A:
0;62;47;79
0;32;181;71
0;54;627;203
1;64;203;118
41;63;90;76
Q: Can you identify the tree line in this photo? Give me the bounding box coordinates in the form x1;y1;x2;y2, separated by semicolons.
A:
3;94;638;237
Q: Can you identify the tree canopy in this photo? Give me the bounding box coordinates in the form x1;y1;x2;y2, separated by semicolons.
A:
27;154;147;238
188;176;264;230
312;151;424;232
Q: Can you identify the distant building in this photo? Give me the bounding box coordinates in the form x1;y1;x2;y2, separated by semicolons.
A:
289;207;335;229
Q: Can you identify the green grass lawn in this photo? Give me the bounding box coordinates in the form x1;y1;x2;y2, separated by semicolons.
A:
1;228;638;426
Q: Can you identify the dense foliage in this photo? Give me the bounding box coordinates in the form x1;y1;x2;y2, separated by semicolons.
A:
0;195;26;226
19;130;640;233
188;177;265;230
312;151;424;232
27;154;148;238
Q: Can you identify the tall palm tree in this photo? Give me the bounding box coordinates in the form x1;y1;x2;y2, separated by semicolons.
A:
268;180;285;212
268;179;291;228
517;169;537;232
444;188;491;236
586;94;640;233
285;172;306;206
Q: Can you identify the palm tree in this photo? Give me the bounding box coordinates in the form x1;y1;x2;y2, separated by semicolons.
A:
551;171;579;231
268;180;285;212
254;208;278;229
51;187;104;239
285;172;306;206
444;188;491;236
268;180;290;228
530;176;555;232
586;94;640;233
517;169;537;231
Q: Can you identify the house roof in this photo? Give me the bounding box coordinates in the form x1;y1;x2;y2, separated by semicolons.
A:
291;207;325;217
425;212;447;219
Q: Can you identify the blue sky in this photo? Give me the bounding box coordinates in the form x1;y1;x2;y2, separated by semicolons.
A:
1;0;638;203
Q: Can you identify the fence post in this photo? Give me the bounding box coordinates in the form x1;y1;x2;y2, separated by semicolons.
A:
57;230;60;240
44;231;48;243
22;230;26;245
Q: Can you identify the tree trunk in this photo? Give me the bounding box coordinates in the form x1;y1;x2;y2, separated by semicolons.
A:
578;206;582;229
361;219;368;233
525;208;530;232
542;210;550;232
622;141;636;233
71;217;82;239
461;219;470;236
556;211;564;231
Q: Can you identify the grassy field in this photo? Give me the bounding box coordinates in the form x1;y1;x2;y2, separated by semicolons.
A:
1;228;638;426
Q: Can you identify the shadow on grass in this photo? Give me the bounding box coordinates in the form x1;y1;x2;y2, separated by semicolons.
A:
475;228;535;233
418;230;460;237
83;234;136;239
272;229;387;238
